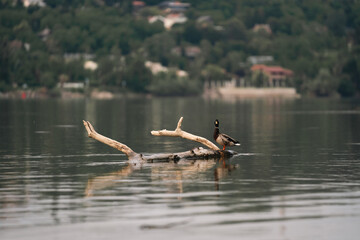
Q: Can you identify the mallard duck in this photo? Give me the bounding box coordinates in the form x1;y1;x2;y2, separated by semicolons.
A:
213;119;240;150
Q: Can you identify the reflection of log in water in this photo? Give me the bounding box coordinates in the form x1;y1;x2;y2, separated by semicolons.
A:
85;157;237;197
85;164;134;197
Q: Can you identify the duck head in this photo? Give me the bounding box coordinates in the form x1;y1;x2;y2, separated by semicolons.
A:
214;119;219;128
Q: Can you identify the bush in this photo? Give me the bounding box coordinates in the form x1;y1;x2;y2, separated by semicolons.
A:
0;81;11;92
251;71;268;88
307;68;338;97
40;71;57;89
124;57;152;92
148;71;202;96
338;76;356;98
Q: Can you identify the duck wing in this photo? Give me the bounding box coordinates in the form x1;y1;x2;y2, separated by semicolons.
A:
220;133;240;145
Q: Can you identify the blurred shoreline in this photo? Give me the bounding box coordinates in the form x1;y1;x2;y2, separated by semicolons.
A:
0;87;303;100
0;88;145;100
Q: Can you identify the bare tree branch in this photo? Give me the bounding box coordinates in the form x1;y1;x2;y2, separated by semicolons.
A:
151;117;220;151
83;120;137;158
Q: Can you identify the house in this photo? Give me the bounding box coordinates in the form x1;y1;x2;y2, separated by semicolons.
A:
38;28;51;41
252;24;272;34
148;15;165;24
196;16;213;28
63;53;95;62
9;40;22;50
145;61;188;77
176;69;188;77
184;46;201;58
132;1;145;8
145;61;168;75
247;56;274;65
132;1;146;14
158;1;190;13
148;13;187;30
23;0;45;7
164;13;187;29
171;46;182;56
171;46;201;58
57;82;85;89
84;61;98;71
251;64;293;87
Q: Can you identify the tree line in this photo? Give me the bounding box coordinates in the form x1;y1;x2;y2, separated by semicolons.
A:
0;0;359;97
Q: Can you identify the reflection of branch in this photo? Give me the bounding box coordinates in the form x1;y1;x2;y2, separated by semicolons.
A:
85;158;237;197
85;164;133;197
151;117;220;151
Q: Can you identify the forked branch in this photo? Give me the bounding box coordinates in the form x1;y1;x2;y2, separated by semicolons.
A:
151;117;220;151
83;120;137;158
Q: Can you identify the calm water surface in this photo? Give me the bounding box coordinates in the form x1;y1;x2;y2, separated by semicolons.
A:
1;97;360;239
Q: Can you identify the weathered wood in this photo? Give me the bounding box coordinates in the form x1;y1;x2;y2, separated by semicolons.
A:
83;117;236;162
142;147;236;162
83;120;139;159
151;117;220;151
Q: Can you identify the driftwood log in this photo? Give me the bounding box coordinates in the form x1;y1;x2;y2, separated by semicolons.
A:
83;117;236;164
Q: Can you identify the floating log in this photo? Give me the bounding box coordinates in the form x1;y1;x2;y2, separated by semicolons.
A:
83;117;237;164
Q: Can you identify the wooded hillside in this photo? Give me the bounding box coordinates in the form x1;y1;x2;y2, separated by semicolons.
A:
1;0;359;97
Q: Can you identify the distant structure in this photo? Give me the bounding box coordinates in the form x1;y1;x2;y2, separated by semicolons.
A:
252;24;272;34
57;82;85;89
176;69;188;77
147;1;189;29
9;40;22;50
38;28;51;41
132;1;146;14
247;56;274;65
196;16;213;28
84;61;98;71
145;61;188;77
148;13;187;30
145;61;168;74
63;53;95;62
22;0;45;7
251;64;293;87
158;1;190;13
132;1;145;9
171;46;201;58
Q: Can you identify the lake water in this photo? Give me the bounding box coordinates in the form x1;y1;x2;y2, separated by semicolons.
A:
1;97;360;240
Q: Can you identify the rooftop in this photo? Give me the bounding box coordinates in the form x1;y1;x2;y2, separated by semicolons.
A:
251;64;293;76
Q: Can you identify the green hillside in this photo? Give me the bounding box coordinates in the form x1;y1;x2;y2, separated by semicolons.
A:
0;0;359;97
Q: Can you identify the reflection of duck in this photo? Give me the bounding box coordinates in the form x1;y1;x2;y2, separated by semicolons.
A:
214;159;237;191
213;119;240;150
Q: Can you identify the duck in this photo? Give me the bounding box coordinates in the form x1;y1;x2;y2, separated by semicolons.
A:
213;119;240;150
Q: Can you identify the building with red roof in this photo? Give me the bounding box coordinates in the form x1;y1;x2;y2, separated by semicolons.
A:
132;1;146;14
250;64;293;87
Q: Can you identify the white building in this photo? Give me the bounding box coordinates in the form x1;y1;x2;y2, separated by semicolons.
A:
23;0;46;7
145;61;168;74
84;61;98;71
149;13;187;30
247;56;274;65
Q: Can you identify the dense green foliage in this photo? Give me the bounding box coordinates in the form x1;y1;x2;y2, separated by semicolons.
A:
148;71;201;96
0;0;360;96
